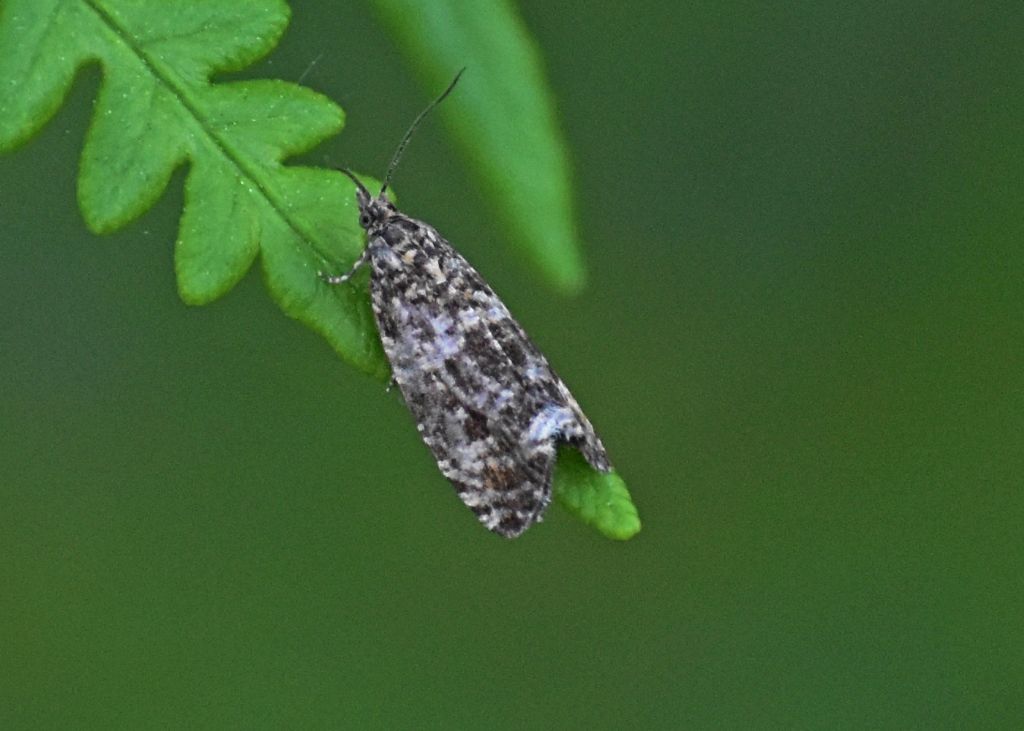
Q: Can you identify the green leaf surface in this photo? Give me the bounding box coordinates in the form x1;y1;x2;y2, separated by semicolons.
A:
554;448;641;540
0;0;387;378
369;0;586;294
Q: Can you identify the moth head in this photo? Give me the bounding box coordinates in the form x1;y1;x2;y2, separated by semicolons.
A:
359;194;397;233
338;167;395;233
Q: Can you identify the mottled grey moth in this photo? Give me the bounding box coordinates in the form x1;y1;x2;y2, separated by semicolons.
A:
321;71;611;537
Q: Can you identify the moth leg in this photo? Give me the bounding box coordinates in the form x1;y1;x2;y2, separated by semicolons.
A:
318;247;370;285
385;373;398;393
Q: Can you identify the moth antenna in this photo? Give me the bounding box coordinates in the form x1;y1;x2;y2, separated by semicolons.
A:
379;68;466;196
338;167;371;198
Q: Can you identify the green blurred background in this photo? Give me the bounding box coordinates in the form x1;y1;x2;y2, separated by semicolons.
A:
2;1;1022;727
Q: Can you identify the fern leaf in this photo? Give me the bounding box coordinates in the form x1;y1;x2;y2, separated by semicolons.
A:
0;0;387;377
370;0;586;294
0;0;639;540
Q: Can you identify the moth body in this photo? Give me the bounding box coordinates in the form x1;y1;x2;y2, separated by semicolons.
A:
321;71;612;537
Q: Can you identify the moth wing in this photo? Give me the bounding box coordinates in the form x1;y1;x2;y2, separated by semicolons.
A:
433;295;561;537
370;224;608;537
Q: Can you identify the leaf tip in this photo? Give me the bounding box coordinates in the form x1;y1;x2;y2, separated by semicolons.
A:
553;447;641;541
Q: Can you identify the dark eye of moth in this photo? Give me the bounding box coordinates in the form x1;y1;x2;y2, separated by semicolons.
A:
360;214;371;227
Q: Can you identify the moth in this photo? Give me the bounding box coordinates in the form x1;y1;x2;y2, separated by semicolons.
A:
322;71;611;537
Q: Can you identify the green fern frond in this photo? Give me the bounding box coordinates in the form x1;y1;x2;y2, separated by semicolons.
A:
0;0;640;540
